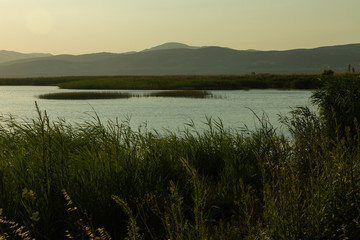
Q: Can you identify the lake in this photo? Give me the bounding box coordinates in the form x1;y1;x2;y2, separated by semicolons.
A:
0;86;313;133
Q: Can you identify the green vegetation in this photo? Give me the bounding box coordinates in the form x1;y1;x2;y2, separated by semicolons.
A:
148;90;212;98
37;90;213;100
1;76;360;239
1;73;359;90
56;74;327;90
38;91;132;100
1;73;359;91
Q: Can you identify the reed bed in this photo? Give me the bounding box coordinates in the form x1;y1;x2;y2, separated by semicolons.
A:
55;74;326;90
146;90;213;98
1;73;359;91
38;90;213;100
38;91;132;100
1;76;360;239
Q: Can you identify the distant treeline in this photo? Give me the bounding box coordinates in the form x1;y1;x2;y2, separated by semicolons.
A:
0;73;359;90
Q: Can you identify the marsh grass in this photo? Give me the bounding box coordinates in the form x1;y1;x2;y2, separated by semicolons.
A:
1;73;359;91
38;91;132;100
55;74;327;90
37;90;213;100
2;76;360;239
146;90;213;98
1;73;345;90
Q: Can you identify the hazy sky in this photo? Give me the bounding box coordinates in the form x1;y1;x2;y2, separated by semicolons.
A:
1;0;359;54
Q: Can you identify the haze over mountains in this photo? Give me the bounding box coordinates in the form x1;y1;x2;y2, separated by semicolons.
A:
0;42;359;77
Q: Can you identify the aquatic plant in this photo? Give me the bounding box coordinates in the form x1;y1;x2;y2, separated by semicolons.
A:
38;91;131;100
147;90;213;98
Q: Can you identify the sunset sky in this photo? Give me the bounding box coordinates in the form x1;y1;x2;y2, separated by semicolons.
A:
1;0;359;54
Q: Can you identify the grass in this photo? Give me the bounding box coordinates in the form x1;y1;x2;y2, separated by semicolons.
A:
147;90;213;98
2;73;359;90
37;90;213;100
1;73;359;91
55;74;327;90
38;91;132;100
1;76;360;239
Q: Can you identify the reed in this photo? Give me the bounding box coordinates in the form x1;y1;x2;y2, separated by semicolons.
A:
147;90;213;98
38;91;132;100
55;74;326;90
1;73;350;90
1;76;360;239
38;90;213;100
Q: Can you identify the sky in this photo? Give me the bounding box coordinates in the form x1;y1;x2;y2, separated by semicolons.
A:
1;0;360;55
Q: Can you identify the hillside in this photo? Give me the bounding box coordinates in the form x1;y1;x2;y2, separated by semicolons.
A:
0;43;359;77
0;50;52;64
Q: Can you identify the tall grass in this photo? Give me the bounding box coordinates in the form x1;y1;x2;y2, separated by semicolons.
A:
1;76;360;239
0;73;342;89
38;91;132;99
37;90;213;100
55;74;327;90
147;90;213;98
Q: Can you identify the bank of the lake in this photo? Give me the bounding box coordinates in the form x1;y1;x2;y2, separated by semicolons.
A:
1;76;360;239
1;73;358;90
1;75;360;239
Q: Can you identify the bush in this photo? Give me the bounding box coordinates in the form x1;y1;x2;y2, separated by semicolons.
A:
311;76;360;139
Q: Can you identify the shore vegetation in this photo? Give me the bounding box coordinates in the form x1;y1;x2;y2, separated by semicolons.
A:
1;73;359;90
1;76;360;239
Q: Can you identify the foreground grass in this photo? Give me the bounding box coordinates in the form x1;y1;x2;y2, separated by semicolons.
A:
1;77;360;239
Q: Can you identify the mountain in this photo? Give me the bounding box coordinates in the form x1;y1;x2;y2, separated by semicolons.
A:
142;42;199;52
0;43;359;77
0;50;52;64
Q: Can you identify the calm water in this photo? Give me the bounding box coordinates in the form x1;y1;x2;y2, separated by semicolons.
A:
0;86;313;132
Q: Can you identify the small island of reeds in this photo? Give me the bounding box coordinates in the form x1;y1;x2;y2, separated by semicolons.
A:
38;91;132;100
38;90;213;99
147;90;213;98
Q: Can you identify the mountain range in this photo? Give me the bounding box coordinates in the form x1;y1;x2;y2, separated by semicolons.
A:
0;42;359;77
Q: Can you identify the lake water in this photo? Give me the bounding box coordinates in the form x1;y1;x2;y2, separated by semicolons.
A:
0;86;313;133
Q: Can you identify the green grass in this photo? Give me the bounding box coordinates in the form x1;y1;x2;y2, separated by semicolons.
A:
0;73;359;91
1;77;360;239
3;73;359;90
55;74;325;90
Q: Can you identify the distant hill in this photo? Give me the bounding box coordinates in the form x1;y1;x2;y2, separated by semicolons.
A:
0;50;52;64
142;42;199;52
0;43;359;77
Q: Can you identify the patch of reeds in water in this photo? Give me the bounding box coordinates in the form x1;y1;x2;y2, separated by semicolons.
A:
38;90;213;100
38;91;132;100
147;90;213;98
